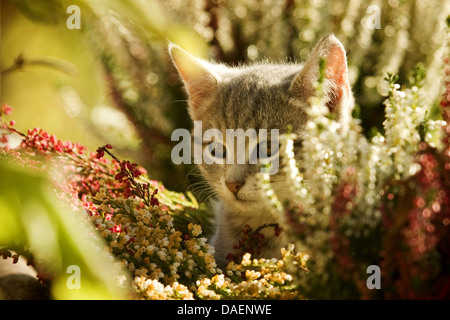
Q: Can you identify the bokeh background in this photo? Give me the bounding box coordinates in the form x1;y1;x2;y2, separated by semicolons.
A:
1;0;448;194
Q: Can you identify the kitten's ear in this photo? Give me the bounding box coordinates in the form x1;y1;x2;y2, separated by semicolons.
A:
290;34;352;114
169;44;219;120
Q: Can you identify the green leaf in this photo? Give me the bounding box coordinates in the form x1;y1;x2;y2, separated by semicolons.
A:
0;159;128;299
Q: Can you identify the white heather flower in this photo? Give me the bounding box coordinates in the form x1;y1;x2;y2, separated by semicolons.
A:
188;223;202;237
241;253;252;266
157;250;167;261
198;237;207;246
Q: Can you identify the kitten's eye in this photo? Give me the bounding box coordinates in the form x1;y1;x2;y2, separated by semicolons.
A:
252;139;279;161
210;142;226;158
257;140;270;157
204;141;227;164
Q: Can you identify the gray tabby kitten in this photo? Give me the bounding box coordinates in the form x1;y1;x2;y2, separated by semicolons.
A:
170;35;354;267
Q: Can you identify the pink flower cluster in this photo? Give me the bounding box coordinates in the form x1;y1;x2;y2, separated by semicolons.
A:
21;128;87;155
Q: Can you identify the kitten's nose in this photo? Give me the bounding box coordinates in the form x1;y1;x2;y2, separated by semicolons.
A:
225;181;244;195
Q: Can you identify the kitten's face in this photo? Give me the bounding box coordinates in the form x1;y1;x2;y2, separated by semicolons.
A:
170;35;353;213
193;65;308;212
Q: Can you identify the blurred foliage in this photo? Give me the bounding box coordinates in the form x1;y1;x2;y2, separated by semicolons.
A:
0;159;127;299
2;0;448;193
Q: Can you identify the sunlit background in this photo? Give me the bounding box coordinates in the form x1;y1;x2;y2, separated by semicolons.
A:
1;0;448;193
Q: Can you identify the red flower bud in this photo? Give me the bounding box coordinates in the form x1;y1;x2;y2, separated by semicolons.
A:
150;196;159;206
95;147;105;159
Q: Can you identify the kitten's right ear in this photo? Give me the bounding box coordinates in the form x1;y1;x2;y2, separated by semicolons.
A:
290;35;352;117
169;44;219;120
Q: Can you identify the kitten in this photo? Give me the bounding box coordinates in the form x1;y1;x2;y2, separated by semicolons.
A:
169;35;354;267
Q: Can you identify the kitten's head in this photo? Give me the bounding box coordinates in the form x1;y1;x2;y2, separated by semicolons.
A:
169;35;353;213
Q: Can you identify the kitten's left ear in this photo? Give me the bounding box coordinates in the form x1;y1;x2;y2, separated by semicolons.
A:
169;44;220;121
290;34;353;117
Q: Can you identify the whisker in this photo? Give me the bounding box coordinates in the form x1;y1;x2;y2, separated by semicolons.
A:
187;178;218;204
185;166;202;185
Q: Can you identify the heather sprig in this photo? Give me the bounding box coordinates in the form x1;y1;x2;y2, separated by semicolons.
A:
1;111;305;299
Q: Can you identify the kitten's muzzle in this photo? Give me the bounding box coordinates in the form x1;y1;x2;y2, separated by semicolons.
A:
225;181;244;195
